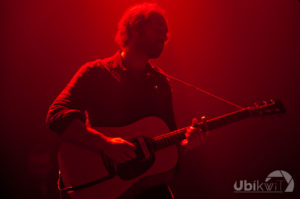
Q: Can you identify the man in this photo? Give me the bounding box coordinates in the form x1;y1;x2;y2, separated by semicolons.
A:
47;3;202;199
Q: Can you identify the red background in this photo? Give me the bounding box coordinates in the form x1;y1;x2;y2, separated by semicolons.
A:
1;0;300;198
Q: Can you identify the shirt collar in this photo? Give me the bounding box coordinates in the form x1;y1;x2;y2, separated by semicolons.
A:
111;50;154;73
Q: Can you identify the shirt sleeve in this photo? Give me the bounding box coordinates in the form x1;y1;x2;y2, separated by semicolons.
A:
46;61;100;135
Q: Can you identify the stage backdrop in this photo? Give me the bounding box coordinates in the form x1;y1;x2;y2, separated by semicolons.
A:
1;0;299;198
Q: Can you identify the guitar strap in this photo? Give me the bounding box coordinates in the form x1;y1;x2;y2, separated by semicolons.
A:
58;172;115;194
157;69;243;109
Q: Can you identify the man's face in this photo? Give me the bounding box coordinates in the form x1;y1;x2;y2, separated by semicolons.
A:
135;13;168;58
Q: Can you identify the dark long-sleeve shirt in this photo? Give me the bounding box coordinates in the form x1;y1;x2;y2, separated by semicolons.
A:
46;51;177;135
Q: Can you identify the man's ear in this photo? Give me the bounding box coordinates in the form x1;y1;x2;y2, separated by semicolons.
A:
133;22;147;37
131;26;143;39
131;28;139;38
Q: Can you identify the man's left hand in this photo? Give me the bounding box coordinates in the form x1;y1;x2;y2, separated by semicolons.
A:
180;117;205;151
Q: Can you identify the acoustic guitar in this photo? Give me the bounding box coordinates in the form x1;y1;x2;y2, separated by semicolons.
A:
58;100;285;199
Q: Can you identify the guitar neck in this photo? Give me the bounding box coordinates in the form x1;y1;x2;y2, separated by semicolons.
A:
151;108;251;151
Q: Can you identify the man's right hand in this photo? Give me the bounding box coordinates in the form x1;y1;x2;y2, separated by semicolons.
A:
102;137;137;163
62;119;136;164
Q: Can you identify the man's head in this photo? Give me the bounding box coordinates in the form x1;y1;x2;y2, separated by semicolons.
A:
115;3;169;59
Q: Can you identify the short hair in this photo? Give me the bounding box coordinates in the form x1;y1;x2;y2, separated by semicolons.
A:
115;3;167;48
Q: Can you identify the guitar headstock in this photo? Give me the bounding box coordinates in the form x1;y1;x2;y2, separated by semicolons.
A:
249;99;286;117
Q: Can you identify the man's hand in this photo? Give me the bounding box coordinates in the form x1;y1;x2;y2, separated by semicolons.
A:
103;137;137;163
62;119;137;164
181;117;205;151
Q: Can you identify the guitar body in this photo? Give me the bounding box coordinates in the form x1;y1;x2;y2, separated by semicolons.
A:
58;116;178;199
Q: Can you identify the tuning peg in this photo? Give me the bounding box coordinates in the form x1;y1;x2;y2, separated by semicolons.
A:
200;116;208;132
200;115;207;122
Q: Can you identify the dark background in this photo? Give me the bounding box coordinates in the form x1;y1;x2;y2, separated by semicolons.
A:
1;0;299;198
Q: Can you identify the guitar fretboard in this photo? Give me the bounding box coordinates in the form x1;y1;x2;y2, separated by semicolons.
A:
151;108;251;151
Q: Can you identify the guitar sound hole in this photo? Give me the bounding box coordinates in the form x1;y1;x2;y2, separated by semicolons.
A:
117;137;155;180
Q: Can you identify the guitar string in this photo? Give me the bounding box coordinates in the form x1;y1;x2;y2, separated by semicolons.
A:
158;70;243;109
